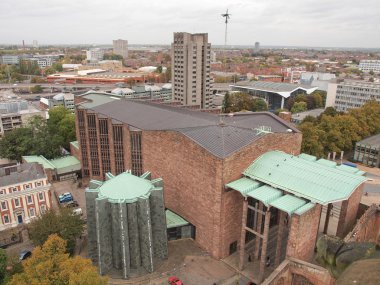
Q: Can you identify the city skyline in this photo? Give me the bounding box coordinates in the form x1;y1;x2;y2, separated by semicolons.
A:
1;0;380;48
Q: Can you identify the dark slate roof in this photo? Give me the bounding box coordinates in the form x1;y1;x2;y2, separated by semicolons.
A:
0;163;46;187
89;100;299;158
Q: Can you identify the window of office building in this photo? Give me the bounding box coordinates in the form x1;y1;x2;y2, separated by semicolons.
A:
38;192;44;201
27;195;33;204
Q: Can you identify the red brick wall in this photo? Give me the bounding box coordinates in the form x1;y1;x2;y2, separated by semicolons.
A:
286;204;322;262
142;130;224;258
262;258;335;285
336;184;364;238
143;131;302;259
344;204;380;244
220;132;302;258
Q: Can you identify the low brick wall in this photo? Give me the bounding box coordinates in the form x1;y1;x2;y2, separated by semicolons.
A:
344;203;380;244
262;258;335;285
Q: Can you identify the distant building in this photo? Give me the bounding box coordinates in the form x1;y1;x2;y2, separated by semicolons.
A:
327;81;380;112
359;60;380;73
0;95;46;136
230;81;317;110
113;39;128;58
86;171;167;279
32;40;38;49
0;163;52;231
291;108;325;124
353;134;380;168
254;42;260;52
86;48;104;62
171;32;212;108
300;72;336;91
0;55;20;65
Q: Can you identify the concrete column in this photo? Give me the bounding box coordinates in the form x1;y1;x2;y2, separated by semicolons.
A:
281;97;285;109
258;209;271;283
111;203;121;269
275;211;285;266
85;190;99;262
137;198;154;273
119;203;130;279
323;203;332;234
239;199;248;271
127;203;141;269
254;202;263;260
149;190;168;260
95;197;113;275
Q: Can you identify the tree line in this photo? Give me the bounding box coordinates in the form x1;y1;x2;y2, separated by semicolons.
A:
0;106;76;161
299;101;380;158
222;92;268;113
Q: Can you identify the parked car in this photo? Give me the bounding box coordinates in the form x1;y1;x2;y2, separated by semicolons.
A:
19;250;32;261
73;208;83;216
58;192;73;203
168;277;183;285
64;200;79;208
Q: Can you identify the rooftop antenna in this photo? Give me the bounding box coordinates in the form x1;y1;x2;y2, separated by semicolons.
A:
221;9;231;47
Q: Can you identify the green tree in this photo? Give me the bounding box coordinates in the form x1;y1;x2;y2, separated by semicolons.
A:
0;249;6;284
28;209;85;255
252;98;268;111
222;92;233;113
306;95;315;109
30;85;43;93
155;66;163;73
8;234;107;285
295;94;307;103
0;127;34;161
323;107;338;117
103;53;123;60
291;102;307;113
285;98;295;110
312;92;324;108
299;122;326;157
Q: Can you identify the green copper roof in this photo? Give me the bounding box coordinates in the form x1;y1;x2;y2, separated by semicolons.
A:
246;185;282;206
269;194;306;215
225;177;261;195
97;172;155;203
294;202;316;215
298;153;317;162
243;151;366;205
22;155;55;169
49;156;81;174
166;210;189;229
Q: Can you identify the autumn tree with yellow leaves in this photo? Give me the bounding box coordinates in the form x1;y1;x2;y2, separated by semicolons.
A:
8;234;107;285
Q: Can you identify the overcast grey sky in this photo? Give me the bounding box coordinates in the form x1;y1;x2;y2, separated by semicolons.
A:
1;0;379;48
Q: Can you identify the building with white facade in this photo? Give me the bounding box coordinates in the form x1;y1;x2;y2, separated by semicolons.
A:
300;72;336;91
171;32;212;109
326;81;380;112
0;55;20;65
0;163;52;231
359;60;380;73
86;48;104;62
0;94;46;136
113;39;128;58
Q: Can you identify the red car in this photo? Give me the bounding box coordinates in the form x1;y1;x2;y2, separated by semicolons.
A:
168;276;183;285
